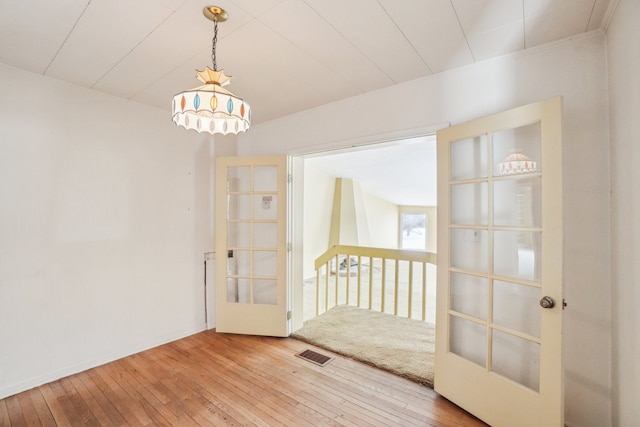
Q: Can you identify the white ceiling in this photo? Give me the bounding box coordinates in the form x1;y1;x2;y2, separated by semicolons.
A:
0;0;613;207
305;136;437;206
0;0;613;126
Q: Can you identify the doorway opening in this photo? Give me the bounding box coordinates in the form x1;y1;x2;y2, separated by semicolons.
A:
289;134;438;384
297;134;437;322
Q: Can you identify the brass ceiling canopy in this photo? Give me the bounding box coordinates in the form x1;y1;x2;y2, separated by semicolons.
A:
203;6;228;22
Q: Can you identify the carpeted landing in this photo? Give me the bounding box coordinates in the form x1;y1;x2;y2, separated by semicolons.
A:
291;304;435;387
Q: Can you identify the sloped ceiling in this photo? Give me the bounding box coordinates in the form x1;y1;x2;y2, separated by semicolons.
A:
0;0;613;125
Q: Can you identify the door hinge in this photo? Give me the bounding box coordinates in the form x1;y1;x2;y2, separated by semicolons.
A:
563;299;567;310
287;310;292;320
287;174;293;183
287;243;292;252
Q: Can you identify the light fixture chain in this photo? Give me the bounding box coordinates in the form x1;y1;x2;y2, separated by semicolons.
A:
211;16;218;70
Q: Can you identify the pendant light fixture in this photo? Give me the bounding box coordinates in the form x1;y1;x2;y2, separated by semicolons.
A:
172;6;250;135
496;150;537;175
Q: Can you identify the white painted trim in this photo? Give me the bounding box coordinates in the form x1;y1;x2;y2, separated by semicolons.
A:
285;123;449;157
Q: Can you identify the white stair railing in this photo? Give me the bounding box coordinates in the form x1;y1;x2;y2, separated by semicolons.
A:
313;245;437;322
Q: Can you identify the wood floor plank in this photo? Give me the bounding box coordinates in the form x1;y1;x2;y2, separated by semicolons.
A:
57;376;102;426
112;358;186;426
89;367;146;426
74;370;129;426
14;394;38;426
103;360;174;427
5;395;27;427
0;330;487;427
0;399;11;427
17;388;56;427
38;384;73;426
66;372;120;426
120;355;204;426
136;350;238;427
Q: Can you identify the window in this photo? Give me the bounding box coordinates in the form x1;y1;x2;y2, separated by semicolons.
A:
399;211;427;250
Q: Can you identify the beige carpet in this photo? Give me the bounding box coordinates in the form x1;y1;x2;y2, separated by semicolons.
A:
291;305;435;387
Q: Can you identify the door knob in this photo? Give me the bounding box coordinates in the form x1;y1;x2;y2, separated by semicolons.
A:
540;296;555;309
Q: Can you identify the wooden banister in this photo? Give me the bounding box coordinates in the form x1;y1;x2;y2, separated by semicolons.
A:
313;245;437;322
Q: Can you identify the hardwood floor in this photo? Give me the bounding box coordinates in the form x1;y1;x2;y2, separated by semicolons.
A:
0;330;487;426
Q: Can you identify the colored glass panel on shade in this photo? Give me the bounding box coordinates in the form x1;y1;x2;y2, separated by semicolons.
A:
172;69;250;135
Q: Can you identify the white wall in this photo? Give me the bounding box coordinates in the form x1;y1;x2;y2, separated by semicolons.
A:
607;0;640;425
0;64;214;399
361;192;398;248
302;165;335;279
239;34;612;426
301;169;399;280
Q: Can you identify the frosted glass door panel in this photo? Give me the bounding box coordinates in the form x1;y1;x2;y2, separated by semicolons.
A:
451;183;488;225
254;223;277;248
227;222;250;247
450;316;486;367
227;278;251;303
254;251;277;277
227;195;251;220
253;166;278;191
254;195;278;220
450;135;488;180
493;123;541;176
451;272;488;320
493;178;541;227
254;279;278;305
227;167;251;192
451;229;488;273
232;250;251;276
492;330;540;391
493;280;541;337
493;230;541;281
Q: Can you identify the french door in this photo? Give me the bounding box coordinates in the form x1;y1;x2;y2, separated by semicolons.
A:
435;97;564;426
215;155;289;336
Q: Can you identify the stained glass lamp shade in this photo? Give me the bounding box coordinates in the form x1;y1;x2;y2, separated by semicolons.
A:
171;6;250;135
172;67;250;135
496;151;537;175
